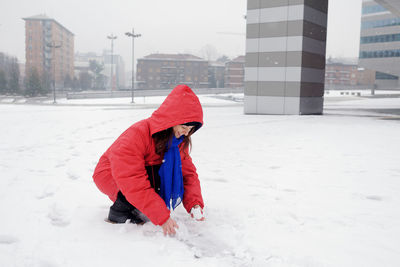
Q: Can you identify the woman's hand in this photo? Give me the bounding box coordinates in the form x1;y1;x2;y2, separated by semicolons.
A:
190;205;205;221
161;217;179;236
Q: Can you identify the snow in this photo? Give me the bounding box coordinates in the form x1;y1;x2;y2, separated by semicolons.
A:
39;94;240;106
190;206;204;221
1;95;400;267
325;89;400;97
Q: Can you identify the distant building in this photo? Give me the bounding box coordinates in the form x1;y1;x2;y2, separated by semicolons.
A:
357;68;376;86
136;54;208;89
325;63;358;86
74;51;125;90
74;52;102;74
23;14;74;89
208;62;225;88
225;56;245;88
359;0;400;89
19;63;26;82
325;62;376;89
103;50;126;90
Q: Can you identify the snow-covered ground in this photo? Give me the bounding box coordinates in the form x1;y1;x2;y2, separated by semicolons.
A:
325;89;400;97
0;95;399;267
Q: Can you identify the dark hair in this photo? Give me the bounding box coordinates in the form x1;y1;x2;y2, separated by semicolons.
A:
152;127;195;156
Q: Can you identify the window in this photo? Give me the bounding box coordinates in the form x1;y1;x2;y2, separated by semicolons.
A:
360;49;400;58
361;18;400;29
361;33;400;44
362;5;386;15
376;71;399;80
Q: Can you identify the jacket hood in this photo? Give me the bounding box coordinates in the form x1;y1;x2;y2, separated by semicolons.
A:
148;84;203;135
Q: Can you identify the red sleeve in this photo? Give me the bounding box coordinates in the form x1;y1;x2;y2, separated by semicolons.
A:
108;128;170;226
181;147;204;213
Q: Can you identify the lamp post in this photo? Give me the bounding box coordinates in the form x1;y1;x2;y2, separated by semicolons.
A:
46;41;62;104
125;28;141;103
107;34;117;91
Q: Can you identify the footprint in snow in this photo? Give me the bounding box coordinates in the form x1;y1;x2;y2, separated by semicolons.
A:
55;163;66;168
282;188;297;193
36;259;58;267
366;195;383;201
269;166;281;170
0;235;19;244
36;190;55;200
210;177;228;183
67;171;79;180
48;205;70;227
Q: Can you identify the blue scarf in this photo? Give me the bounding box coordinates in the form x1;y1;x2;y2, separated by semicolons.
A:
158;136;184;210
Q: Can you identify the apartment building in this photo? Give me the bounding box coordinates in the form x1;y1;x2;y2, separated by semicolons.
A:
23;14;74;88
136;54;208;89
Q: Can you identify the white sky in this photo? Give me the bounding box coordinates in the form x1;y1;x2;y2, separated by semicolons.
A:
0;0;362;70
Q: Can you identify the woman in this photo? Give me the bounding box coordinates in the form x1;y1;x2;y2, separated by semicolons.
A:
92;84;205;236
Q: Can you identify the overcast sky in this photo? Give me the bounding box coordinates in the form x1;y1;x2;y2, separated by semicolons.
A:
0;0;362;70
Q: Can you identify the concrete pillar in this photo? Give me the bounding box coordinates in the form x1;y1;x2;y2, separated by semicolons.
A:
244;0;328;115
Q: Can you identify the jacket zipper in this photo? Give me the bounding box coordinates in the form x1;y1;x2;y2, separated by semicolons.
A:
151;165;155;190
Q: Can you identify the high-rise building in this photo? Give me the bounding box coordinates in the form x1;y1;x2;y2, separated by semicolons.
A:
23;14;74;89
359;0;400;89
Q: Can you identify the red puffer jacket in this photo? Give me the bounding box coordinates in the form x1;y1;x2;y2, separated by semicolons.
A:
92;84;204;226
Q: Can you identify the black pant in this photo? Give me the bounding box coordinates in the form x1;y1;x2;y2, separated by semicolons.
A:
108;164;161;223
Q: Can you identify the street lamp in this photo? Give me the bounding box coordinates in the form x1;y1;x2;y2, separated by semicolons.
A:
107;34;117;91
125;28;141;103
46;41;62;104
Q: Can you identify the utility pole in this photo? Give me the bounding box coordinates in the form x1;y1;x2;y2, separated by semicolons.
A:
107;34;117;91
125;28;141;103
46;41;62;104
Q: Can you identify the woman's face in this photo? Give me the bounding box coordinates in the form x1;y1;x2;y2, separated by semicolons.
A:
173;125;194;138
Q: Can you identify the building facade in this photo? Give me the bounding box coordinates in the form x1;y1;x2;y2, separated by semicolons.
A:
23;14;74;89
103;51;126;90
324;62;376;89
225;56;245;88
74;51;125;90
244;0;328;115
325;63;358;86
359;0;400;89
74;52;103;75
208;62;225;88
136;54;208;89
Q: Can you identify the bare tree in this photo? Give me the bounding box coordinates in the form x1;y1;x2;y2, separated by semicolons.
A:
199;44;219;61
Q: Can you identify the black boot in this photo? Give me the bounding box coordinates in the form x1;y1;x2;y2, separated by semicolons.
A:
108;192;145;224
